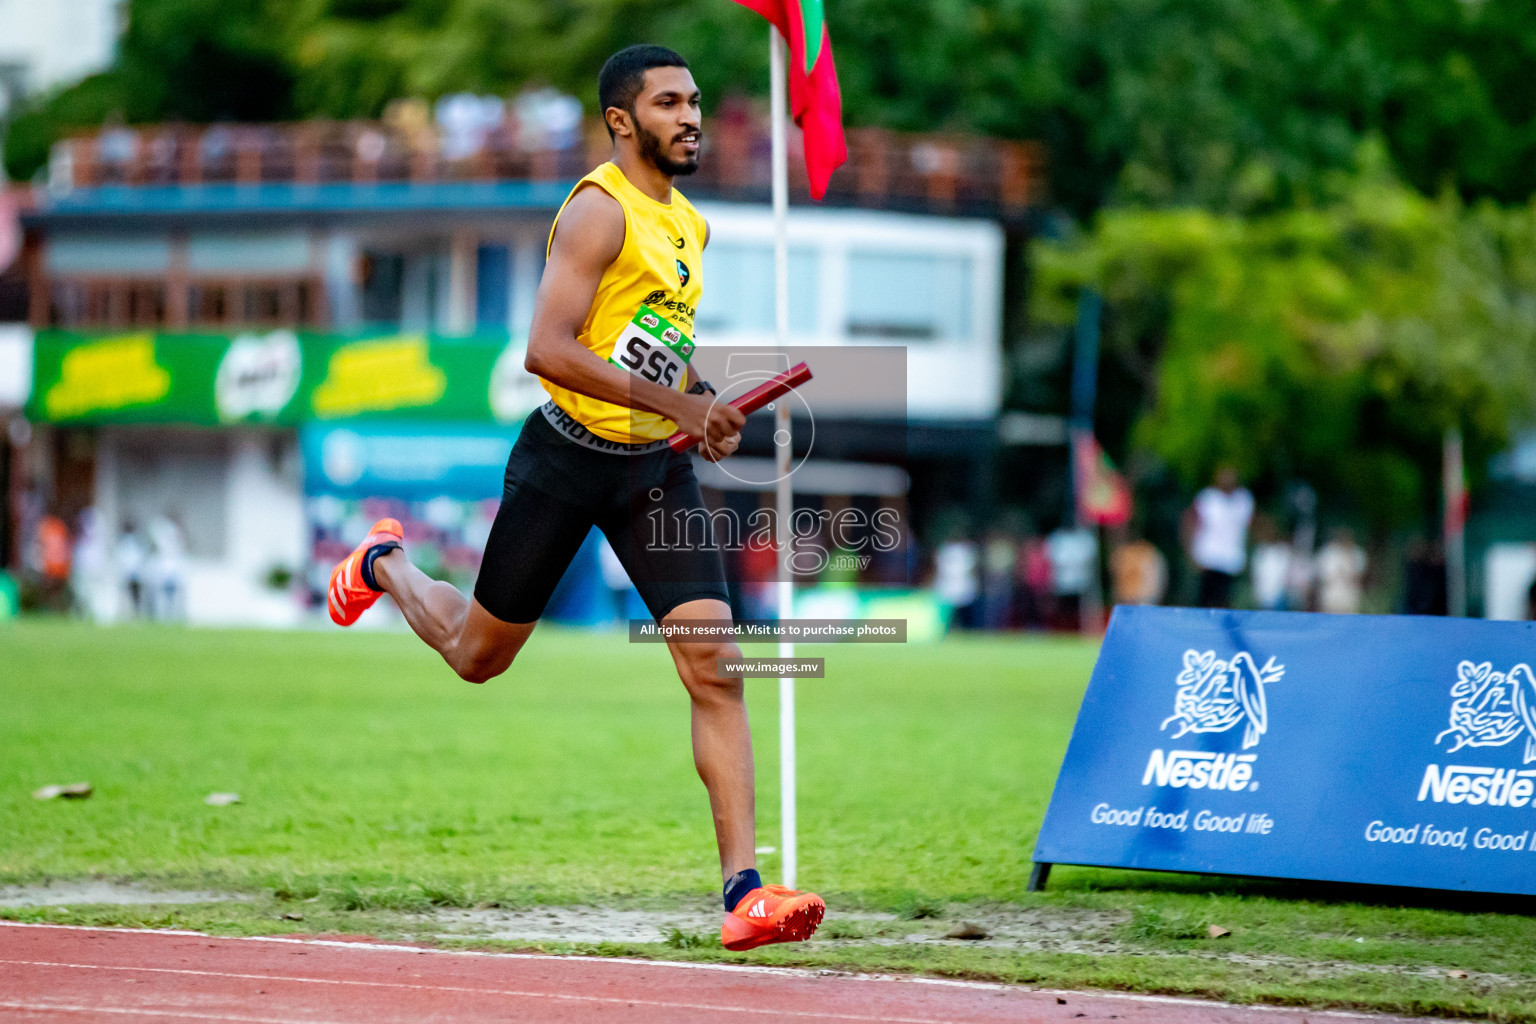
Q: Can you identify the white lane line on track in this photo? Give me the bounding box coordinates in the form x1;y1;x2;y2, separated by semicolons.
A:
0;922;1408;1021
0;1001;354;1024
0;960;965;1024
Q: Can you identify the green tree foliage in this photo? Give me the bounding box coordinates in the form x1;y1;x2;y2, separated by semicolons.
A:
288;0;550;117
825;0;1353;216
285;0;775;120
818;0;1536;214
1033;156;1536;528
1306;0;1536;206
114;0;295;122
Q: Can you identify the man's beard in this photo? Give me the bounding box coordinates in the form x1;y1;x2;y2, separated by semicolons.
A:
637;121;699;176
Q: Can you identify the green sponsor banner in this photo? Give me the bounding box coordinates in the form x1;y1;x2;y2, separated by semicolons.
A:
26;330;545;426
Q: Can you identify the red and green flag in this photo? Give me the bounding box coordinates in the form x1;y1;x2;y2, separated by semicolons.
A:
1073;432;1133;528
730;0;848;200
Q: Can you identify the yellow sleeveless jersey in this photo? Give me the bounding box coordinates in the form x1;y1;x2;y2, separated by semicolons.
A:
541;161;707;443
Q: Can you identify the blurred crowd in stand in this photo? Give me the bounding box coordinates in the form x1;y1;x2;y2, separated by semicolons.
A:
50;93;1040;215
933;523;1104;632
928;467;1462;632
12;496;186;621
5;471;1481;629
4;490;1460;629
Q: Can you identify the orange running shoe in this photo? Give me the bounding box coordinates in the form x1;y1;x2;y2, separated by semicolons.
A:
720;885;826;950
328;518;403;626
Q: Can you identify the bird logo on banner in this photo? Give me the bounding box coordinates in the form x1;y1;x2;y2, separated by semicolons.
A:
1162;650;1285;751
1437;661;1536;764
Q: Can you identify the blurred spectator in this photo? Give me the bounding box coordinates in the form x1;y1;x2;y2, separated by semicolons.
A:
97;125;138;168
1046;526;1095;630
512;86;583;152
15;483;43;600
118;522;148;618
1284;541;1315;612
436;93;506;160
1283;482;1318;610
200;125;235;167
1404;537;1448;616
146;514;186;621
979;528;1017;629
1184;467;1253;608
354;127;387;165
739;532;779;620
71;507;113;621
1249;516;1292;611
34;513;73;612
1012;535;1053;628
384;98;436;155
934;532;980;629
1316;528;1367;614
1112;538;1167;606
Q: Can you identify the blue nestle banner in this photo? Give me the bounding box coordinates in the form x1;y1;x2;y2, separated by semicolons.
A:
1033;606;1536;895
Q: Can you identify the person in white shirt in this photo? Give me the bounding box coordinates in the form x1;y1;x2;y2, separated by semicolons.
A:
1316;527;1368;614
1046;526;1097;631
934;536;980;629
1183;467;1254;609
1248;515;1291;611
146;514;186;621
117;524;148;617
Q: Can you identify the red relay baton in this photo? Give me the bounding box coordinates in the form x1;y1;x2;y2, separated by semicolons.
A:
667;361;813;453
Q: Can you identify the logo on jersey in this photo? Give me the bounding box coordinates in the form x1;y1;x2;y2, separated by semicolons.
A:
676;259;690;287
662;328;681;344
668;235;686;250
640;314;660;329
639;290;696;328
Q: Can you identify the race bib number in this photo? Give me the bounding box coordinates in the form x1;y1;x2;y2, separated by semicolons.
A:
608;305;694;390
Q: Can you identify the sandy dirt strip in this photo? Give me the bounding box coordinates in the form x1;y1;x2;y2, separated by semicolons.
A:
0;922;1424;1024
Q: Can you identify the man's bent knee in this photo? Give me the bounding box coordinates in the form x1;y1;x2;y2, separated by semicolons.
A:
448;602;533;683
676;642;743;698
449;641;515;684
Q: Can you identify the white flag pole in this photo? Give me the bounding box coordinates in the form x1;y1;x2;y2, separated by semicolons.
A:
768;23;797;891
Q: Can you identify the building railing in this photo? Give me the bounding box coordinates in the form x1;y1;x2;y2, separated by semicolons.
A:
46;116;1044;218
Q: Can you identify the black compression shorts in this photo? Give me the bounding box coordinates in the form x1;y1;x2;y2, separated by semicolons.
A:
473;405;730;624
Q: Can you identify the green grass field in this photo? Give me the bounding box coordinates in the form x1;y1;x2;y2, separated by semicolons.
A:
4;620;1536;1020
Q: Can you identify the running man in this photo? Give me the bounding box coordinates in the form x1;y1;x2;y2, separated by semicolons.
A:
326;44;824;951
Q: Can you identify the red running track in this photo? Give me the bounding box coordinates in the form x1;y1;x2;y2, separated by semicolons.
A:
0;922;1415;1023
